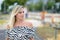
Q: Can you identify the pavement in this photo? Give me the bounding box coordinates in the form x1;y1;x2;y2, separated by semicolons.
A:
0;30;6;40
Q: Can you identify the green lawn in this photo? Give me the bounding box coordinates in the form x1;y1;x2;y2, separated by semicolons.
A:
0;20;7;25
0;14;9;25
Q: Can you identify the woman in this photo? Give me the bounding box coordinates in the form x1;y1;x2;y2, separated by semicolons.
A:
6;5;34;40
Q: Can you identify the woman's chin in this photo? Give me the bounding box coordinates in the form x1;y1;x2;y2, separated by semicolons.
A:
19;18;24;20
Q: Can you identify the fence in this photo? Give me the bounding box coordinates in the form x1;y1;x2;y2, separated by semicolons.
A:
28;12;60;23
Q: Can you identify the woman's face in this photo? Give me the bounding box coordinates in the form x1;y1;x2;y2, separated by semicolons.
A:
15;8;24;20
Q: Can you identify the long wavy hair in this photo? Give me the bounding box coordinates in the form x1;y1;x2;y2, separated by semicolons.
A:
8;5;24;29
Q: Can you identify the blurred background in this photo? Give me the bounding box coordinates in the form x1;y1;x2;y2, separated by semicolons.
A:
0;0;60;13
0;0;60;40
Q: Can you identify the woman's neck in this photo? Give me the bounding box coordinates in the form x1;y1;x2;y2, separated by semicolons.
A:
16;19;24;23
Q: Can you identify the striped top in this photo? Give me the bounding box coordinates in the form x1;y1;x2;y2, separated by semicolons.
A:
7;26;35;40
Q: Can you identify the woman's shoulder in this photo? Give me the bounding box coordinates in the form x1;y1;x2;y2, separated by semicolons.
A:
24;21;33;28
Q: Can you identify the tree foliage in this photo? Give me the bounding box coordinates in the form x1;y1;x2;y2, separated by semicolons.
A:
46;0;55;10
55;0;60;2
28;0;43;11
1;0;28;12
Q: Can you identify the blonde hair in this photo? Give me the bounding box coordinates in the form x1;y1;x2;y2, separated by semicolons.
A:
8;5;24;29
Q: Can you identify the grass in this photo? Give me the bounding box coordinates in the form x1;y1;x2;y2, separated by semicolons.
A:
36;26;55;40
0;14;9;25
36;25;60;40
0;20;7;25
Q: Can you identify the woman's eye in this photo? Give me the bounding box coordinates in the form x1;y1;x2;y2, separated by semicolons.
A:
18;12;22;14
23;11;24;13
18;11;24;14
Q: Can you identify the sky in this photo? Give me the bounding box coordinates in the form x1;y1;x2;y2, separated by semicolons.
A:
0;0;4;10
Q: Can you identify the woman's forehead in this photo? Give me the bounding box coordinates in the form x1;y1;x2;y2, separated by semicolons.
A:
19;8;24;12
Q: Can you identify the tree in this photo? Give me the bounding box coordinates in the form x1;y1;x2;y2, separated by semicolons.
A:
35;0;43;11
1;0;28;13
46;0;55;10
55;0;60;2
28;0;43;11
